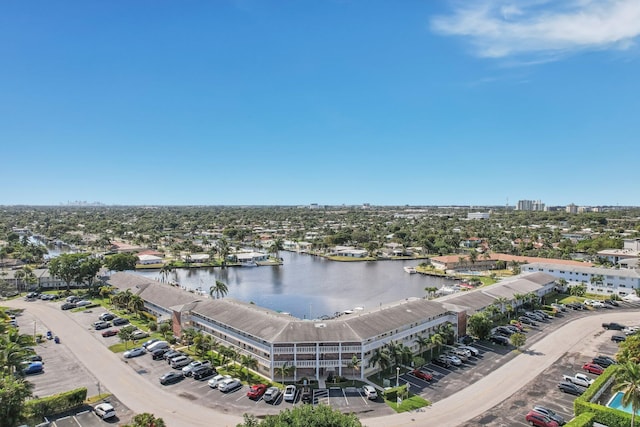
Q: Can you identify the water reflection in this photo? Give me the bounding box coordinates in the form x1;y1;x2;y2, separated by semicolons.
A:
134;252;451;319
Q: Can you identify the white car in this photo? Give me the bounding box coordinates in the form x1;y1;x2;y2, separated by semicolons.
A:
94;403;116;419
283;384;297;401
123;347;145;358
131;330;150;340
218;378;242;392
208;374;232;389
362;385;378;400
459;345;480;357
445;355;462;366
75;300;92;307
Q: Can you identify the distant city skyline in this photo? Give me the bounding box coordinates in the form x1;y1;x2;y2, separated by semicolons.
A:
1;1;639;207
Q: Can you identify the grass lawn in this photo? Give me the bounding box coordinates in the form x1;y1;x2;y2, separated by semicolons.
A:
384;393;430;413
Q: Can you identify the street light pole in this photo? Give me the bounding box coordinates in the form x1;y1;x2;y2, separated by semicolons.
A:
396;366;400;388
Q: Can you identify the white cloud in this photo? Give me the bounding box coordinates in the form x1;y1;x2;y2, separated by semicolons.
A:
431;0;640;60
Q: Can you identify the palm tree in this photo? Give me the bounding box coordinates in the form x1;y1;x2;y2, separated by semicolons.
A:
241;354;258;380
349;355;361;384
414;335;431;359
128;294;145;317
277;361;293;384
158;322;172;340
216;238;230;268
269;238;284;260
424;287;438;300
430;333;444;357
613;361;640;427
494;297;509;319
181;328;198;349
193;333;215;358
209;280;228;299
368;347;391;379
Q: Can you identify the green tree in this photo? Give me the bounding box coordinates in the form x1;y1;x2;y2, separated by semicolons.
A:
613;361;640;427
158;322;172;340
240;354;258;380
117;325;136;350
277;362;293;384
367;347;391;378
467;312;492;340
48;253;91;290
181;327;198;349
127;294;145;316
430;333;444;357
209;280;229;299
510;332;526;350
413;335;431;359
0;374;33;427
569;284;586;297
124;413;166;427
237;403;362;427
269;238;284;260
105;253;138;272
349;355;361;384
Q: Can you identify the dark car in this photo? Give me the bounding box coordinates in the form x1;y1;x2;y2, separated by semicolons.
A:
611;335;626;343
605;299;619;307
557;381;586;396
490;335;510;346
519;316;538;326
61;302;76;310
152;348;170;360
458;335;474;345
592;356;616;368
192;366;215;380
112;317;129;326
99;313;116;321
163;350;183;361
602;322;626;330
301;387;312;404
159;371;183;385
432;356;451;368
22;361;44;375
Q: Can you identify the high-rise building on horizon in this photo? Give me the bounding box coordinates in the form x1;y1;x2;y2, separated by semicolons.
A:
517;199;545;211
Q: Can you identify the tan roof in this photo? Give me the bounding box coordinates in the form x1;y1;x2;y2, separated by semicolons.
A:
430;253;592;267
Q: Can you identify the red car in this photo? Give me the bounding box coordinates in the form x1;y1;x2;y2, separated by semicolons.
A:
582;362;604;375
411;369;433;381
247;384;267;400
525;410;559;427
102;329;119;337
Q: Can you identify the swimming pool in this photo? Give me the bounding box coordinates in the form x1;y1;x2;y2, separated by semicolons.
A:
607;391;640;415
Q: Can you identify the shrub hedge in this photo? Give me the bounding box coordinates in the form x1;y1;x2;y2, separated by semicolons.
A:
23;387;87;420
565;412;595;427
574;365;634;427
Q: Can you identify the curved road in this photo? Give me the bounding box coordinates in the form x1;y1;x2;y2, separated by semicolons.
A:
6;299;636;427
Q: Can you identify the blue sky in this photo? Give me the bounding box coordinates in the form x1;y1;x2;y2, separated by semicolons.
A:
1;0;639;207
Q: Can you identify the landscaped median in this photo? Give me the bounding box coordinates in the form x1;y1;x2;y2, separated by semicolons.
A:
382;384;430;413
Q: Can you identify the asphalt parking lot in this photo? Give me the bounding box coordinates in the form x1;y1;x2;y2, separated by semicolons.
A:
11;297;640;425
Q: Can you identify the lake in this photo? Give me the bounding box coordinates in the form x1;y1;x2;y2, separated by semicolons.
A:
133;252;451;319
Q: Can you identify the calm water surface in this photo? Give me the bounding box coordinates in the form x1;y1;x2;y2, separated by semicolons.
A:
134;252;450;319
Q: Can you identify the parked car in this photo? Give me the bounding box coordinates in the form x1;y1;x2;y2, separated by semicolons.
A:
218;378;242;392
61;302;76;310
411;369;433;381
151;348;170;360
192;365;215;380
582;363;604;375
93;321;111;330
182;360;211;376
557;381;586;396
263;386;281;403
159;371;183;385
532;405;566;425
283;385;297;401
623;326;640;335
362;384;378;400
247;384;268;399
123;347;145;358
490;335;510;346
525;410;559;427
170;355;192;369
611;335;626;343
75;300;92;307
146;341;169;353
112;317;129;326
602;322;626;330
534;310;553;319
458;335;474;345
65;296;80;303
94;402;116;419
142;338;160;349
550;303;567;312
163;350;183;361
301;387;312;403
432;356;451;368
562;373;594;388
592;356;616;368
444;355;462;366
519;316;538;326
452;348;471;359
21;361;44;375
459;345;480;357
208;374;232;389
131;330;150;340
99;312;116;321
102;328;119;338
604;299;619;307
